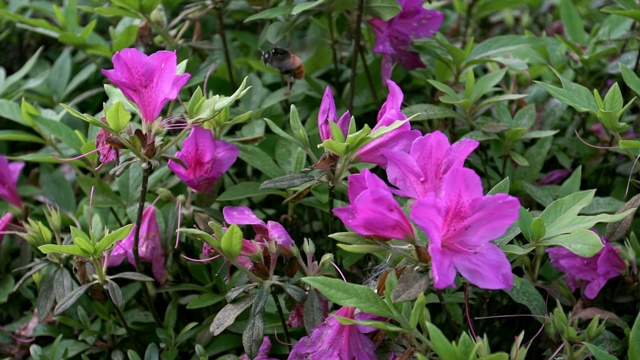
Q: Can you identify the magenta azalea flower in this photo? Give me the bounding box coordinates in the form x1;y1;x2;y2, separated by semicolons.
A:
547;233;626;299
0;155;24;207
318;86;350;142
333;168;414;241
223;206;294;249
107;205;166;282
369;0;443;80
384;131;478;199
288;307;379;360
102;48;191;123
355;81;421;167
411;168;520;290
0;213;12;244
167;126;239;193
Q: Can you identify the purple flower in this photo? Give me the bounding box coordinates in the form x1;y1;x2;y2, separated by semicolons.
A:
223;206;294;249
318;87;350;142
102;48;191;123
411;168;520;290
239;336;278;360
0;155;24;208
369;0;443;80
107;205;166;282
546;233;626;299
333;168;414;241
538;168;573;185
355;81;421;167
95;117;118;165
167;126;239;193
384;131;478;199
0;213;12;245
288;307;379;360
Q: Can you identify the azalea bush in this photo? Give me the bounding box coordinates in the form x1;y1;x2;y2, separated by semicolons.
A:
1;0;640;359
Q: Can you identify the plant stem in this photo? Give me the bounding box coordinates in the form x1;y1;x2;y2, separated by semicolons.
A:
217;7;236;90
436;290;460;333
348;0;365;109
358;43;379;105
111;292;143;353
132;165;163;327
271;292;292;349
327;5;340;86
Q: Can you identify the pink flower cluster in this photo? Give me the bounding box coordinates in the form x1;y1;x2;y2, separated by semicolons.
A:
331;82;521;290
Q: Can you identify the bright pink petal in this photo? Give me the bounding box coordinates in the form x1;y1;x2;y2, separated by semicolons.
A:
223;206;266;226
453;244;514;290
0;213;13;244
0;156;23;207
318;87;337;141
428;245;456;289
267;221;293;249
102;48;191;122
167;126;239;193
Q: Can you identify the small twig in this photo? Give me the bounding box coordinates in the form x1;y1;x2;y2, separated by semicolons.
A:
132;165;163;327
358;43;379;104
272;293;292;349
348;0;365;109
217;6;236;89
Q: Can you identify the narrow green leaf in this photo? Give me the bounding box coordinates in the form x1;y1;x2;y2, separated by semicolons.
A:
108;272;155;282
560;0;587;45
630;311;640;359
107;279;123;308
211;294;256;336
426;322;456;359
54;283;95;315
96;224;134;253
584;343;619;360
38;244;88;257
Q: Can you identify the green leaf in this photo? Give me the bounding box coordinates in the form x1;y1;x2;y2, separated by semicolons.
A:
507;276;546;319
471;69;506;102
630;311;640;360
603;83;623;113
221;225;243;261
244;5;295;22
488;177;510;195
540;190;593;234
291;0;324;15
217;181;287;201
467;35;545;61
620;62;640;96
106;101;131;132
107;279;123;308
76;176;125;207
108;272;155;281
534;68;598;113
560;0;587;45
41;164;76;212
32;114;84;152
0;130;45;144
584;343;619;360
364;0;402;21
237;143;285;179
302;277;395;318
404;104;460;121
539;229;603;257
96;224;134;253
186;293;225;309
426;322;456;359
54;283;95;315
260;174;317;189
304;289;325;333
39;244;88;257
211;294;256;336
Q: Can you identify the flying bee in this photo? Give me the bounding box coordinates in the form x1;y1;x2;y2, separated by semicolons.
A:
261;47;305;93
